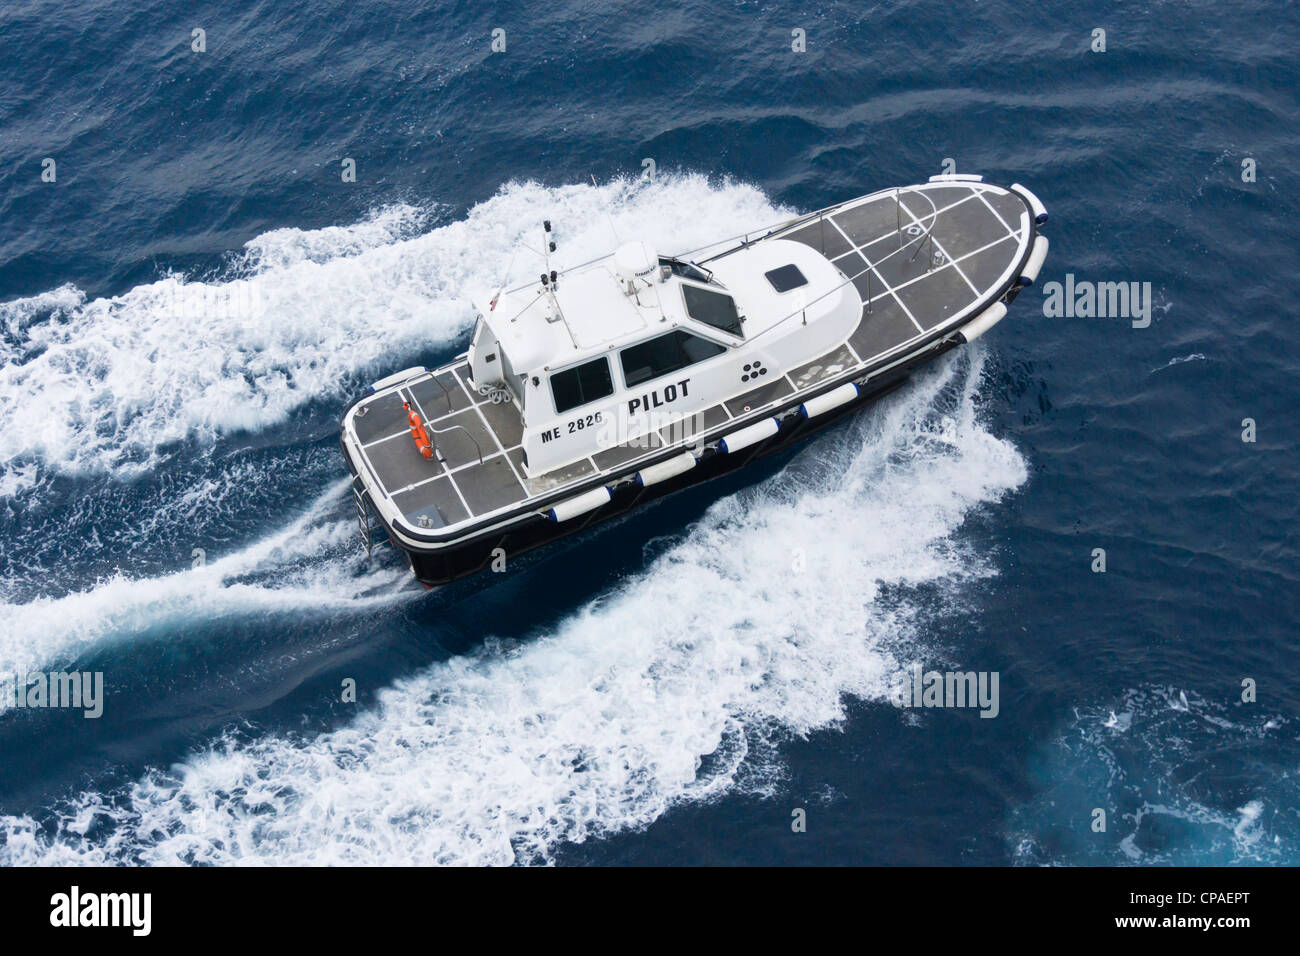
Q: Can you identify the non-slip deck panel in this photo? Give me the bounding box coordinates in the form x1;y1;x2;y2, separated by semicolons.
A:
393;475;469;529
478;397;525;448
864;244;935;293
849;295;921;361
352;390;409;445
519;453;595;494
896;263;975;330
900;193;1010;267
781;220;853;260
659;403;730;443
724;377;794;417
831;199;903;249
980;189;1028;231
789;344;857;390
366;431;445;495
957;235;1019;293
592;431;664;471
454;456;528;515
407;370;464;419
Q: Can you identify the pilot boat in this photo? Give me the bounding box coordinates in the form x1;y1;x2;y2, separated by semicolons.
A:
340;174;1049;586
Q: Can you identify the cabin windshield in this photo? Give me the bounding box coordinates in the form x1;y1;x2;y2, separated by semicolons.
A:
681;284;743;337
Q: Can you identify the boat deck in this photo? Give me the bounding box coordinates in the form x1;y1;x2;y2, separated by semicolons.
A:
768;179;1031;375
347;365;531;530
344;180;1032;534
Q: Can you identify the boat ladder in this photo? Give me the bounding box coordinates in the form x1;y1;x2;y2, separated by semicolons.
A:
351;476;385;557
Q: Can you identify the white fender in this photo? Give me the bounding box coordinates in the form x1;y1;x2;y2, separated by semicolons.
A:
634;451;697;487
370;366;426;392
544;486;611;522
717;417;780;454
928;173;984;182
1010;183;1048;225
957;302;1008;343
799;382;860;419
1018;235;1050;286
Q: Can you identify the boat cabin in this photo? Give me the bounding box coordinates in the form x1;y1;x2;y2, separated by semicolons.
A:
466;237;860;476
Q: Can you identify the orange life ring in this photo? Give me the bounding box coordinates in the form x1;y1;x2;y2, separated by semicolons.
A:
403;402;434;460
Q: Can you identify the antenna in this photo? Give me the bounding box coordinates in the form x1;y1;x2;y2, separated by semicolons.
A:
489;243;521;312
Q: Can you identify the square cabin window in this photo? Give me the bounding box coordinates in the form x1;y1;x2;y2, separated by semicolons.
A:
765;264;808;293
620;329;727;388
550;357;614;414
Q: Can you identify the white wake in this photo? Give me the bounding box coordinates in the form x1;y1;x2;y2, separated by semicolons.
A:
0;348;1028;865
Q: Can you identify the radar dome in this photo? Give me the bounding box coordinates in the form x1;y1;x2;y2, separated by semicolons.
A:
614;240;658;284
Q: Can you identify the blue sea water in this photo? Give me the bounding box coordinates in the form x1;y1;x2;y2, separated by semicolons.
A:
0;0;1297;865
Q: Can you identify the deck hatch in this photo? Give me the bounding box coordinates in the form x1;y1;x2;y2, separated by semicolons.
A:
764;264;808;293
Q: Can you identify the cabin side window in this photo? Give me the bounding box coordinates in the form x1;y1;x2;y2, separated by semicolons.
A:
681;285;743;337
550;356;614;414
620;329;727;388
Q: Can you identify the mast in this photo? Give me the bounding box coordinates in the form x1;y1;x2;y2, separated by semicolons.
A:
540;219;578;348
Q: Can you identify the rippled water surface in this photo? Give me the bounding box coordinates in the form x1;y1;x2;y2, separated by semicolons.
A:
0;0;1296;864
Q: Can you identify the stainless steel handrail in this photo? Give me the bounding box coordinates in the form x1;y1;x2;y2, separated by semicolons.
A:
430;372;456;413
425;422;485;467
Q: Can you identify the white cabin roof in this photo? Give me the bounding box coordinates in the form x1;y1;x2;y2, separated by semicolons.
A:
475;238;842;375
707;239;843;336
562;267;649;347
